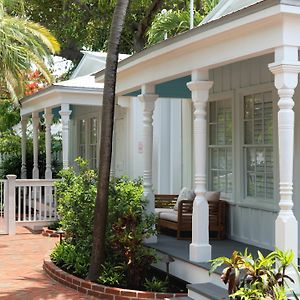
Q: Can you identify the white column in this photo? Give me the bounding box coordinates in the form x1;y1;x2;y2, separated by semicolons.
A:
21;116;28;179
59;104;72;169
269;46;300;269
44;108;53;179
32;111;39;179
138;84;158;243
187;70;213;262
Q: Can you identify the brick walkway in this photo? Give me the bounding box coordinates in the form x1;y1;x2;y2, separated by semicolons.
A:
0;227;96;300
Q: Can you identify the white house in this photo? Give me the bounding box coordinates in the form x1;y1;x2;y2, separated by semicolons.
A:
16;0;300;296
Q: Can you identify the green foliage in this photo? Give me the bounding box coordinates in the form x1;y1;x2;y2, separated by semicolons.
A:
56;158;97;246
97;263;126;286
51;242;90;277
210;248;295;299
0;0;60;101
144;277;168;293
105;177;157;289
147;9;203;46
54;160;157;287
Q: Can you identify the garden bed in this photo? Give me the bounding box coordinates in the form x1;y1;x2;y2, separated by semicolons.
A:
44;256;188;299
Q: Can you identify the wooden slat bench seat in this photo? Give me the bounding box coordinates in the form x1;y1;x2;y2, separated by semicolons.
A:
155;194;227;240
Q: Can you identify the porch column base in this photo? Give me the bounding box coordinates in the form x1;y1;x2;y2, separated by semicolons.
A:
189;243;211;262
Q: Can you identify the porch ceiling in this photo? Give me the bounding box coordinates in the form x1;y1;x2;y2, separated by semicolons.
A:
96;1;300;96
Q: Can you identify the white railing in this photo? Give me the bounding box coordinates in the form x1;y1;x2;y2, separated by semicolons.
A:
4;175;58;235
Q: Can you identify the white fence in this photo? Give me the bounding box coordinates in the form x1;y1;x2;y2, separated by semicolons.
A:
0;175;58;235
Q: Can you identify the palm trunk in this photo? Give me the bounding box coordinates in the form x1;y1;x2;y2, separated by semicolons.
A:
87;0;130;281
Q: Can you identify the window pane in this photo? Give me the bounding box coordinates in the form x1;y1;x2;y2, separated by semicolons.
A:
227;148;232;170
266;176;274;199
211;148;218;169
244;121;253;144
217;124;225;145
244;96;253;119
256;148;265;172
211;170;219;191
256;174;265;198
219;149;226;170
209;124;217;145
247;173;255;197
209;102;216;122
253;94;263;119
254;119;263;144
265;149;273;173
246;148;255;172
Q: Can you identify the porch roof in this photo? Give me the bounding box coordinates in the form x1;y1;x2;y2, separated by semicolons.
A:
95;0;300;96
20;75;103;116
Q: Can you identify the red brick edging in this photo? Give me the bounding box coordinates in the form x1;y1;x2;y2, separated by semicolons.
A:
42;227;65;238
43;257;187;299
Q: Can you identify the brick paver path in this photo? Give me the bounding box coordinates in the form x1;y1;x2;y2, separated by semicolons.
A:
0;227;96;300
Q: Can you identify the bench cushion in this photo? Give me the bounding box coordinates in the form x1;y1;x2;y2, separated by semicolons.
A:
174;188;195;211
154;208;174;218
160;211;192;222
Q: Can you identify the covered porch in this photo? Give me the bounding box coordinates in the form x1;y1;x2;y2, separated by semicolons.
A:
94;0;300;289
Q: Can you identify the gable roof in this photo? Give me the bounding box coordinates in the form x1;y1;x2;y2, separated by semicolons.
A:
201;0;264;24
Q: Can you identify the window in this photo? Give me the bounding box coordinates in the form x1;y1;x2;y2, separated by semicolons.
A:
79;119;86;158
208;99;233;194
243;92;273;200
78;116;99;169
90;117;98;169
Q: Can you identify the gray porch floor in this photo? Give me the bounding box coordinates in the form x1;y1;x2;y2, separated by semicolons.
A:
148;235;270;274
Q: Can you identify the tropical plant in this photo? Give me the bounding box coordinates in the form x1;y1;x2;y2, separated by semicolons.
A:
87;0;130;282
210;249;296;299
147;9;203;45
0;0;60;101
146;0;220;45
144;277;168;293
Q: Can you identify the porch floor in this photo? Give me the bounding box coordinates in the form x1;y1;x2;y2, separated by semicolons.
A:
148;234;270;274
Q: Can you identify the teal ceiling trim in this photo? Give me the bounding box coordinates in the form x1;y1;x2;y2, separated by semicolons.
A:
125;75;191;99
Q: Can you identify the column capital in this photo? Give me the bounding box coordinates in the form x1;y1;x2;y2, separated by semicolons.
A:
138;93;158;112
187;80;213;92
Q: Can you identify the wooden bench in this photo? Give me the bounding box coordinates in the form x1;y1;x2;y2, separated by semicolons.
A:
155;194;227;240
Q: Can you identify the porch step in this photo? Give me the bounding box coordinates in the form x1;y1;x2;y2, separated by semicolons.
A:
187;283;229;300
167;297;192;300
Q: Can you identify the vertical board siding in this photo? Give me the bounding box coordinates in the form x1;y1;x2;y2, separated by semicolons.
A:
210;54;276;250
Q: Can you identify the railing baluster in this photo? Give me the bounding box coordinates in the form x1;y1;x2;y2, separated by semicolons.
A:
44;186;47;220
33;186;37;221
18;186;21;222
28;186;31;221
39;186;42;221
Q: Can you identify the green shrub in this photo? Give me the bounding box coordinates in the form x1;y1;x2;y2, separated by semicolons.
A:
53;160;157;288
55;158;97;246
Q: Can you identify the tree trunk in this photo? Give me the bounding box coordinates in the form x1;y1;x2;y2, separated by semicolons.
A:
86;0;130;281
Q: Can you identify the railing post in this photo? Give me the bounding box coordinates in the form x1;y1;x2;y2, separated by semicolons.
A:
6;175;16;235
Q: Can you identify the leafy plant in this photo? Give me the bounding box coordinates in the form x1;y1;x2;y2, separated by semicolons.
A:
53;161;157;287
144;277;168;293
210;249;295;299
97;262;126;286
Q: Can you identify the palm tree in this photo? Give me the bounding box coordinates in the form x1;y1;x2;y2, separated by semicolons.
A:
87;0;130;281
147;0;220;46
0;0;60;101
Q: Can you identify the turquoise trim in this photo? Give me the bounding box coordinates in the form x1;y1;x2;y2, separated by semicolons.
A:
125;76;191;99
